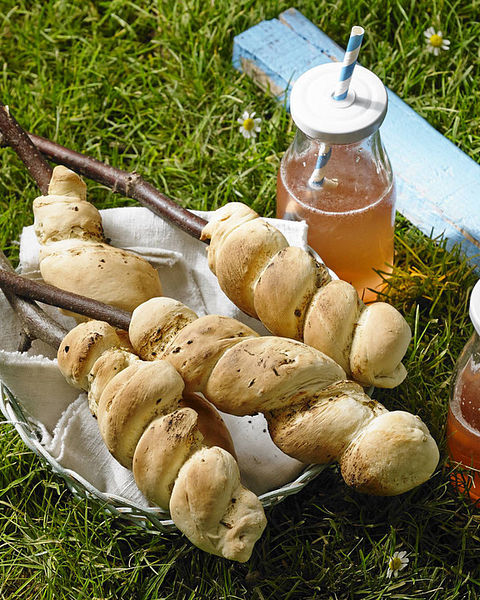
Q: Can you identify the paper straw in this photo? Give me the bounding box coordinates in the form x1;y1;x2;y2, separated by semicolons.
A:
333;26;364;101
308;26;364;188
308;143;332;188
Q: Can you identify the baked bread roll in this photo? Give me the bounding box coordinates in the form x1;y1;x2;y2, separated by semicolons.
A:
33;165;162;316
201;203;411;389
170;446;267;561
128;297;439;496
180;392;236;459
57;320;265;562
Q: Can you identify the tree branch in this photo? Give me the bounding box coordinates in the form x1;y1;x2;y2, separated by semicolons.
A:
7;132;209;241
0;104;65;348
0;266;132;332
0;102;52;195
0;104;130;345
0;251;67;350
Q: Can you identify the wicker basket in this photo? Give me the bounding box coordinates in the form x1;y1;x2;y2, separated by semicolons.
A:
0;382;327;533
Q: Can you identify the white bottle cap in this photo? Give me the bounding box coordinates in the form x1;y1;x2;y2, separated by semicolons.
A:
469;280;480;336
290;63;388;144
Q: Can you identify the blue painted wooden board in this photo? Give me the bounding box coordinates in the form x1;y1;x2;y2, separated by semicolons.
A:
233;8;480;267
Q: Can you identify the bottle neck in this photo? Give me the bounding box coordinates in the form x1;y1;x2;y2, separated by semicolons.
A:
285;127;393;196
292;128;387;162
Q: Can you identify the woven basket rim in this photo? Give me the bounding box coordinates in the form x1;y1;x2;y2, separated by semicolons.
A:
0;381;327;533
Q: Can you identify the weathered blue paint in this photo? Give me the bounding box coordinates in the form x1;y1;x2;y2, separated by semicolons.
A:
233;8;480;267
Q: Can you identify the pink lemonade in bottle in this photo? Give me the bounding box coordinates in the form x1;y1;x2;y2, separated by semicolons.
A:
447;357;480;501
277;63;395;303
446;282;480;502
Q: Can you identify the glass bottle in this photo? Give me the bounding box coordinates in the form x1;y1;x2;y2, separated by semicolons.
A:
446;280;480;502
276;63;395;303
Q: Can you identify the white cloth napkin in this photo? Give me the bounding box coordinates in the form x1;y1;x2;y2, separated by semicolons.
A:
0;207;310;505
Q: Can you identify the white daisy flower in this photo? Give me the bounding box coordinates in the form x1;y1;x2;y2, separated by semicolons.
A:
237;110;261;139
424;27;450;55
386;551;409;578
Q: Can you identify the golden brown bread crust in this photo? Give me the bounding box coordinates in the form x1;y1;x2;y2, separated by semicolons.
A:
34;196;104;244
128;297;439;497
47;164;87;199
132;411;265;560
200;202;258;274
303;280;363;373
340;411;440;495
39;240;163;314
266;380;387;464
204;336;346;415
57;320;124;390
349;302;411;388
133;407;204;510
97;360;184;469
34;165;163;316
180;392;236;459
88;347;140;416
213;218;289;316
162;315;259;392
57;320;265;561
201;203;412;389
254;246;331;340
170;446;267;562
132;397;236;511
129;297;198;361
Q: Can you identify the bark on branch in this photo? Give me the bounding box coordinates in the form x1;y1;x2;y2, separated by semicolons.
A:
0;104;194;345
0;102;52;194
4;132;209;241
0;268;132;332
0;251;67;350
0;104;66;348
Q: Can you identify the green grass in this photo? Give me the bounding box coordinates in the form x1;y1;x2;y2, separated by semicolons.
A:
1;0;480;598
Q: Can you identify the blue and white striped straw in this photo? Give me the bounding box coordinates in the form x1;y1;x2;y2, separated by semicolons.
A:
333;26;364;101
308;143;332;188
308;26;364;189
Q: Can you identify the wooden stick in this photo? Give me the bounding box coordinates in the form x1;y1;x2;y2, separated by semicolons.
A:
17;332;33;353
0;105;207;238
0;251;67;349
8;131;209;241
0;102;68;348
0;103;52;195
0;267;132;332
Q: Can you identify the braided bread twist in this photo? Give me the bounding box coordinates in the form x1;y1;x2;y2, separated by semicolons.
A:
129;297;439;497
200;203;411;389
33;165;162;314
57;320;267;562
